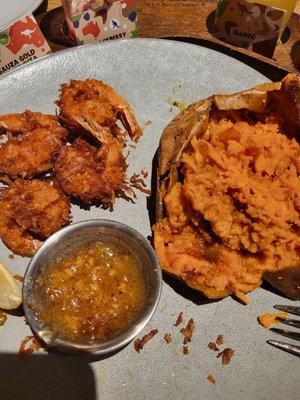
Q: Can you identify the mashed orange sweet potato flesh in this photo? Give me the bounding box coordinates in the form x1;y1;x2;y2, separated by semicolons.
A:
258;312;288;328
154;118;300;302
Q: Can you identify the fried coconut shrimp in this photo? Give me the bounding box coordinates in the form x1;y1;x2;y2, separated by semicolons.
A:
0;111;68;179
54;117;126;205
0;179;71;256
57;79;142;141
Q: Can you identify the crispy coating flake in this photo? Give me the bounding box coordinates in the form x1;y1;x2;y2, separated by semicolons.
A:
13;275;24;282
54;137;126;205
0;111;68;179
180;318;195;345
217;348;235;365
0;311;7;326
134;329;158;353
208;342;219;352
164;333;172;344
0;179;71;256
207;374;216;384
174;311;183;327
216;334;224;346
19;335;45;356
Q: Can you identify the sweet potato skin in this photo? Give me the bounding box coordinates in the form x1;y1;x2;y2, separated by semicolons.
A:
157;74;300;221
158;74;299;192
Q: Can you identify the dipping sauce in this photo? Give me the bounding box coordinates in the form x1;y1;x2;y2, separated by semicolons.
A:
32;241;146;343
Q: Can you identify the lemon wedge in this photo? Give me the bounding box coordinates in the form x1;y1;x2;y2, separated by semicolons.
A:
0;262;22;310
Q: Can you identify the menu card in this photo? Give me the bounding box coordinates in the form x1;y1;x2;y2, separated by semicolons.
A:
62;0;138;45
214;0;286;58
0;15;51;76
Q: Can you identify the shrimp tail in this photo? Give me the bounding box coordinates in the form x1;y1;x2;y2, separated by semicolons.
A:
113;105;143;141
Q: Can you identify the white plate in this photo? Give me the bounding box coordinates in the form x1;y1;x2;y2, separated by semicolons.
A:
0;0;43;31
0;39;299;400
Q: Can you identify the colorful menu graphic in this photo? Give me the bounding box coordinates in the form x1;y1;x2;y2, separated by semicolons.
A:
0;15;51;76
62;0;138;45
214;0;286;58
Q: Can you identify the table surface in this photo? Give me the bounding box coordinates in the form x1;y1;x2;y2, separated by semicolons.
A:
47;0;300;15
43;0;300;76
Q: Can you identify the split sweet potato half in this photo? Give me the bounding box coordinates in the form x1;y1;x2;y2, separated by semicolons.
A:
154;74;300;302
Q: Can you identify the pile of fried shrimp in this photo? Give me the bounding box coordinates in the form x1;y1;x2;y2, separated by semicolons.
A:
0;79;142;256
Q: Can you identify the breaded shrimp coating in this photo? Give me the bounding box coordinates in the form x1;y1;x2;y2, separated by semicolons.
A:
0;111;68;179
57;79;142;140
0;110;63;133
54;137;126;205
0;179;71;256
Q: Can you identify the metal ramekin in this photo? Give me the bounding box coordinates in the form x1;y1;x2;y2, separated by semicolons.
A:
23;219;162;355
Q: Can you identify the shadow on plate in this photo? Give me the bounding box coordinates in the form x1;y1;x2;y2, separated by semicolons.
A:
42;336;132;362
5;305;24;318
261;279;289;299
166;36;287;82
0;353;97;400
146;149;159;243
263;265;300;301
163;273;221;306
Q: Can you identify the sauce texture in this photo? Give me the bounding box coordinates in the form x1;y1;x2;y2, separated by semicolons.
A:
33;241;146;343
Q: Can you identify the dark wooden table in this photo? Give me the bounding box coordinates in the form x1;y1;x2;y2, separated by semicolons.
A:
38;0;300;76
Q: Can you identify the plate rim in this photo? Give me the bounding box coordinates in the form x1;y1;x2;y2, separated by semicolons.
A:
0;38;269;82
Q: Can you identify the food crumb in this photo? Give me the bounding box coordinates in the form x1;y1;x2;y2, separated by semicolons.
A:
14;274;24;283
216;334;224;345
180;318;195;345
258;312;288;328
129;172;151;195
174;311;183;327
164;333;172;344
0;311;7;326
207;374;216;384
141;169;148;179
134;329;158;353
167;97;187;111
208;342;219;352
144;120;152;126
8;254;15;260
19;335;45;356
182;345;189;355
217;348;235;365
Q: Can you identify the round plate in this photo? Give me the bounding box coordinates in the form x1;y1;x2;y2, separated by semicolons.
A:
0;0;43;31
0;39;299;400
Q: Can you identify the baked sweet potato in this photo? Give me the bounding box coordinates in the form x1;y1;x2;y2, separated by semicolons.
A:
154;74;300;303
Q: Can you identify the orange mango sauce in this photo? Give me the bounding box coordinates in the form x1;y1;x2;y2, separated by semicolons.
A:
32;241;146;343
